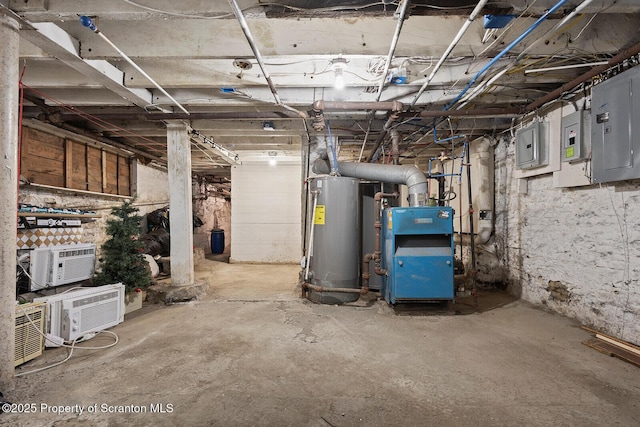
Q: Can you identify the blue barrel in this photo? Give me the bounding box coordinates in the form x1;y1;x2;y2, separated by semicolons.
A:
211;229;225;254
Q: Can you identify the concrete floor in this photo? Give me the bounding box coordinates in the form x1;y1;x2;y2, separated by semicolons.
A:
3;259;640;426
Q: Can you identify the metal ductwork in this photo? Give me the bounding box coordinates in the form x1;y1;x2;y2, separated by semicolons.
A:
313;159;428;206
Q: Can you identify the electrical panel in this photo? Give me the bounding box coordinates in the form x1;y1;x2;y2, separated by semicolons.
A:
561;110;591;162
591;66;640;183
515;121;548;170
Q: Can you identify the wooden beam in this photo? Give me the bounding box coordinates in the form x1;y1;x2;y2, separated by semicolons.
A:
596;334;640;357
64;138;73;188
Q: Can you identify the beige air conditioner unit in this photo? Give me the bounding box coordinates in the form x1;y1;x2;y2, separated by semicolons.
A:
15;302;46;367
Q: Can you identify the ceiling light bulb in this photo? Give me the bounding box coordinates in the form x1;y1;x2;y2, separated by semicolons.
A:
334;68;345;90
330;57;348;90
268;151;277;166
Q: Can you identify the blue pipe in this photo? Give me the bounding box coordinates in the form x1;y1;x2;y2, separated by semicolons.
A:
435;135;466;145
443;0;569;111
427;142;467;179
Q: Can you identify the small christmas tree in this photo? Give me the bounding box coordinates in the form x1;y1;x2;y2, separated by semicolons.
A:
94;199;152;292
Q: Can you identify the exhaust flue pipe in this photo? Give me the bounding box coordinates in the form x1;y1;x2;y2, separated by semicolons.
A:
313;160;428;206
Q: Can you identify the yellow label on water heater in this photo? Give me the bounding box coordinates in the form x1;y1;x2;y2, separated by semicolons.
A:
387;210;393;229
314;205;326;225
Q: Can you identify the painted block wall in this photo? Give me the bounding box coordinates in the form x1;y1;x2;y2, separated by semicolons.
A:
491;107;640;344
230;161;302;263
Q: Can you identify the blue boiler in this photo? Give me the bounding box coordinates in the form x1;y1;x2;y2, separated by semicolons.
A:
381;206;455;304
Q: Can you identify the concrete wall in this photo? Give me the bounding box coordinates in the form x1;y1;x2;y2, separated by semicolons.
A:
230;160;301;263
488;103;640;345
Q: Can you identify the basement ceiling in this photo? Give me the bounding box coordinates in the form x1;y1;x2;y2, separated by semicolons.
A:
4;0;640;177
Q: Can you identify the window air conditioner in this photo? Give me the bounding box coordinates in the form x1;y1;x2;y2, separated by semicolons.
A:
29;243;96;291
15;302;46;366
34;283;125;346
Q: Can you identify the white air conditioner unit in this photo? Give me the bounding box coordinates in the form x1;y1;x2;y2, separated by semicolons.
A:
15;302;46;366
34;283;125;346
29;243;96;291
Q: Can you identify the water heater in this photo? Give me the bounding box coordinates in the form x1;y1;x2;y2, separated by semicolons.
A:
306;176;360;304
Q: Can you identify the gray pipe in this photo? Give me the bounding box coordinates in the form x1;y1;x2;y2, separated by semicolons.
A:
313;160;428;206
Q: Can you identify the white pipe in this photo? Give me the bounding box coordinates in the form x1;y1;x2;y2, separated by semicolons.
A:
304;190;319;281
515;0;596;63
96;32;189;114
553;0;597;30
410;0;488;108
456;67;509;109
524;61;609;74
375;0;411;102
360;0;410;162
228;0;280;105
227;0;307;119
79;16;189;115
472;137;493;245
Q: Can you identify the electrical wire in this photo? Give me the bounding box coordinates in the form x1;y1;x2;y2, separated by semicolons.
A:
573;13;598;41
21;84;165;152
465;1;615;108
603;184;632;339
121;0;235;19
14;306;119;377
257;1;394;13
18;263;45;291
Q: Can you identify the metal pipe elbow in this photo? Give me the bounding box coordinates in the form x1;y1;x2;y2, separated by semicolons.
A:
404;165;428;199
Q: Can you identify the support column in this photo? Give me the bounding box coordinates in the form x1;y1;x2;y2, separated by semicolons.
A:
0;14;20;392
166;121;194;287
